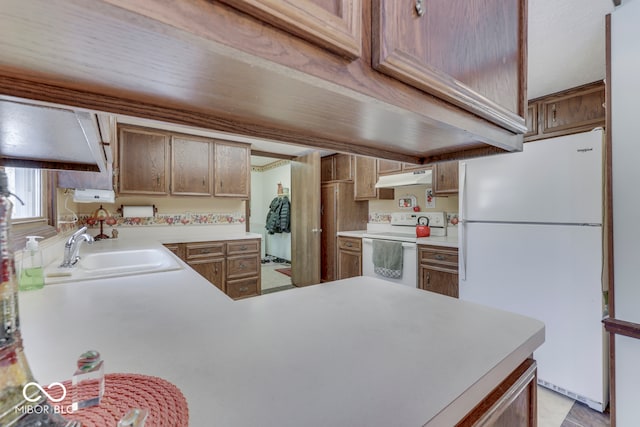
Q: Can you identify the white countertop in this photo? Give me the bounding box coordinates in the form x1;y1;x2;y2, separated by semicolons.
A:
19;246;543;427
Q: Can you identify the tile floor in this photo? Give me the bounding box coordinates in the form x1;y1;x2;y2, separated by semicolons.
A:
538;386;610;427
261;262;294;293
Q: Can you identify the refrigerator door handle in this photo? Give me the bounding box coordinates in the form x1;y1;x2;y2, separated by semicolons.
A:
459;162;467;281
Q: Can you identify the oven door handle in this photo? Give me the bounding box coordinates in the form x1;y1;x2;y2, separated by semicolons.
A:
362;238;415;248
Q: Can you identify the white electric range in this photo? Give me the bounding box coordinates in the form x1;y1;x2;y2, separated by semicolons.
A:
362;212;447;287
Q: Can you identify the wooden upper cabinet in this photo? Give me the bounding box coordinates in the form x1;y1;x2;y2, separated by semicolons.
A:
372;0;526;133
354;156;393;200
171;136;213;196
432;161;458;195
525;81;605;142
377;159;402;175
524;104;539;139
321;153;354;182
540;83;605;136
214;141;251;198
220;0;362;59
119;127;170;195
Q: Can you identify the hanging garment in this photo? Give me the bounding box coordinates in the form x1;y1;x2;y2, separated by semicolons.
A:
265;196;291;234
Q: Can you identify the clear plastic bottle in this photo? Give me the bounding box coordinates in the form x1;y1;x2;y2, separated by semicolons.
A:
72;350;104;411
19;236;44;291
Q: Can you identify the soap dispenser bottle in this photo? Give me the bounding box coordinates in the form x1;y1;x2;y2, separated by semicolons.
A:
19;235;44;290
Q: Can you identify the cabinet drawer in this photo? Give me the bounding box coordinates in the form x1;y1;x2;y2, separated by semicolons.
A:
227;254;260;279
338;237;361;251
419;246;459;266
185;242;226;259
226;277;260;300
227;239;260;256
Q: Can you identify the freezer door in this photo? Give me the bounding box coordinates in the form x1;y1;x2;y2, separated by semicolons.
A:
459;222;607;410
460;129;603;224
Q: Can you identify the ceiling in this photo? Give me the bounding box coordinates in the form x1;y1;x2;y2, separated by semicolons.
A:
528;0;615;100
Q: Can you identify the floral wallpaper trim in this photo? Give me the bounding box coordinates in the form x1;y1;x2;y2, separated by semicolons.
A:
77;212;245;228
368;212;392;224
251;159;290;173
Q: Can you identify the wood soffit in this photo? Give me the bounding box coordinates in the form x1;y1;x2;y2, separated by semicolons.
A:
0;0;522;164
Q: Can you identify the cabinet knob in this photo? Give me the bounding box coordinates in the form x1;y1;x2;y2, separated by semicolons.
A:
435;254;445;261
239;286;249;292
240;263;246;269
240;245;247;251
415;0;425;17
346;242;353;247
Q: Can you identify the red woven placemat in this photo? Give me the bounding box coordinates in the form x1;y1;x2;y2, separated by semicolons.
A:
47;373;189;427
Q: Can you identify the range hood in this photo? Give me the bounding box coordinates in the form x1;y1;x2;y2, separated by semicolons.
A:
375;170;432;188
0;98;109;172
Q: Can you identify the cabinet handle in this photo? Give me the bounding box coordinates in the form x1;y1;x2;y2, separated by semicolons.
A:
202;177;206;186
240;245;247;251
346;242;353;247
239;286;249;292
427;272;431;284
415;0;425;17
240;263;246;269
551;104;557;122
435;254;445;261
202;249;211;254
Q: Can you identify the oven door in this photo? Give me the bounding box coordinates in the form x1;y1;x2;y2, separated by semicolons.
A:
362;238;418;287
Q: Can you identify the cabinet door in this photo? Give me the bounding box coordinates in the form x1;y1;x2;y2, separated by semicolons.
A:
524;103;539;139
377;159;402;175
337;249;361;279
541;84;606;135
227;254;260;280
333;153;353;181
372;0;526;133
214;141;250;198
188;258;226;292
171;136;213;196
118;127;170;195
419;267;458;298
433;161;458;195
354;156;377;200
219;0;362;59
321;156;335;182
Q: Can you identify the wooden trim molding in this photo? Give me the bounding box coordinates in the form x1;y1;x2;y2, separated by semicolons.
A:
457;358;537;426
603;318;640;340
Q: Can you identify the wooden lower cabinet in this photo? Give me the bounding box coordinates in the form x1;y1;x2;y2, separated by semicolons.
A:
457;359;537;426
167;238;261;299
337;236;362;279
418;245;459;298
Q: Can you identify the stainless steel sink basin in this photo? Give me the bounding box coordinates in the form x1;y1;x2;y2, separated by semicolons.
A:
44;241;182;284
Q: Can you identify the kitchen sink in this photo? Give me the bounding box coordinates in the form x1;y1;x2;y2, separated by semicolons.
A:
44;241;183;284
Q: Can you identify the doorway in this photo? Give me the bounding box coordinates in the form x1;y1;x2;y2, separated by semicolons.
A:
250;155;294;293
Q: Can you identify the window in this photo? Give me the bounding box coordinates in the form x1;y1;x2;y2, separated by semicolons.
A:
5;167;43;220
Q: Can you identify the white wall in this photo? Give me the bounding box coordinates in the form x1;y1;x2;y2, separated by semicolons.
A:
250;161;291;261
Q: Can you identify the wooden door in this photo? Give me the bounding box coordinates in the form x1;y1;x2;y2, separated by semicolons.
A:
219;0;362;59
525;103;539;139
171;136;212;196
541;84;606;136
372;0;526;133
118;127;170;195
291;152;321;286
214;141;250;198
333;153;353;181
321;156;335;182
321;183;337;281
420;267;458;298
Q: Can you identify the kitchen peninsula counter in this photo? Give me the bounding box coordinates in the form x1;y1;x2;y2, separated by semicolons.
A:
19;246;543;426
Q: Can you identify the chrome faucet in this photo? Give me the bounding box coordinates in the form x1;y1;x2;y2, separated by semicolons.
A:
60;226;94;267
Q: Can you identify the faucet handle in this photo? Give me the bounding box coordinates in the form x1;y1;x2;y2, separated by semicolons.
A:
72;226;88;237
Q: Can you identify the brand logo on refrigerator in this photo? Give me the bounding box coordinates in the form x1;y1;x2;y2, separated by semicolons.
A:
576;147;594;153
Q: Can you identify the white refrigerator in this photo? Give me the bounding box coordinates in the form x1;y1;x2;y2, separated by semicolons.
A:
459;128;608;411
